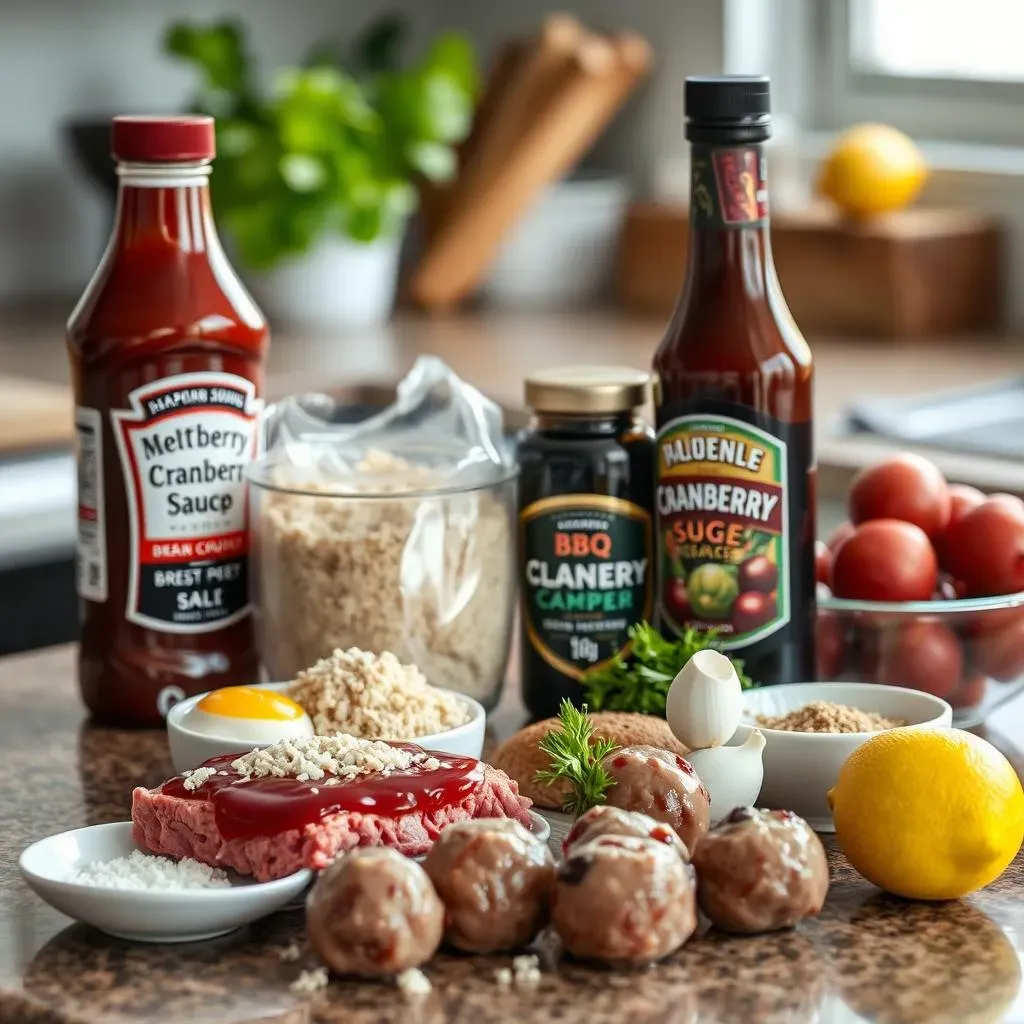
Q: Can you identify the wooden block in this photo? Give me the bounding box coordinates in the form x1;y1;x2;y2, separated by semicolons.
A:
615;201;1006;338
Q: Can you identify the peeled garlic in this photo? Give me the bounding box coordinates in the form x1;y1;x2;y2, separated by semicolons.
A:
665;649;744;750
685;730;766;824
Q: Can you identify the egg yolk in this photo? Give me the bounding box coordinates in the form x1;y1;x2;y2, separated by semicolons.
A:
196;687;307;721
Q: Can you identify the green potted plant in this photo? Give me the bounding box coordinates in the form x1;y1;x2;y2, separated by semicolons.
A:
165;17;477;331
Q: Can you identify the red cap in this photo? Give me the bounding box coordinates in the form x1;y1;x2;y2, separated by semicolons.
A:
111;115;215;163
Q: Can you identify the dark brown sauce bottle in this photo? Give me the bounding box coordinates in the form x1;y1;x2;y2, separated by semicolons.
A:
652;76;815;686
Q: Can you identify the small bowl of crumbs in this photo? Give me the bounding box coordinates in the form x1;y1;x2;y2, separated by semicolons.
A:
731;682;952;831
168;647;486;774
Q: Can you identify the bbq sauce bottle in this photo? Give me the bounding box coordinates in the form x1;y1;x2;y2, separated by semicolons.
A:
518;367;655;720
652;77;815;685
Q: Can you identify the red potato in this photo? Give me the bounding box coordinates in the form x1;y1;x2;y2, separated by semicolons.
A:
986;493;1024;515
816;615;846;680
848;453;951;539
738;555;777;594
942;499;1024;597
935;484;986;567
947;484;986;526
970;610;1024;682
814;542;831;586
950;671;988;709
877;620;964;698
831;520;938;602
826;521;856;552
733;591;776;634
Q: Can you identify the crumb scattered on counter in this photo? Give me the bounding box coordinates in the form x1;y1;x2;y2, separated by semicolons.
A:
756;700;905;734
512;955;541;988
290;967;329;994
396;967;432;1001
278;942;302;963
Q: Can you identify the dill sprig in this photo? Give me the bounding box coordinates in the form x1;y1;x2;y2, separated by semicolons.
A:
534;700;619;816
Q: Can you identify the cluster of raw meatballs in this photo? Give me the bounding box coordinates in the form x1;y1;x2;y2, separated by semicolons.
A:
306;744;830;977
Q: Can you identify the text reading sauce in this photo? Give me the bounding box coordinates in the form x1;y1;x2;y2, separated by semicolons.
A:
162;748;484;840
67;116;268;726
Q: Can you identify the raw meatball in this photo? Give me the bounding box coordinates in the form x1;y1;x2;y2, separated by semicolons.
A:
563;804;690;860
422;818;555;953
552;835;697;965
691;807;829;934
306;847;443;976
601;745;710;851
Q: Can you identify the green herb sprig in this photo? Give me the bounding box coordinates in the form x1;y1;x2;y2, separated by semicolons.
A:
535;700;618;817
582;621;754;716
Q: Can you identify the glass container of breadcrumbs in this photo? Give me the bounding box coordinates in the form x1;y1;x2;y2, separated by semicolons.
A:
518;366;655;719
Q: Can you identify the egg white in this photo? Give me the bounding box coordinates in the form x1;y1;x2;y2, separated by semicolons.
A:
179;704;315;743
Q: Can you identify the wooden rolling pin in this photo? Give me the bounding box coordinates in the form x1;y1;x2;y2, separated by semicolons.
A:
459;15;588;203
411;31;653;310
418;38;529;244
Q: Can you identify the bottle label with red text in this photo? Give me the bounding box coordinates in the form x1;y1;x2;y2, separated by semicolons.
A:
655;414;789;648
520;495;651;680
690;144;768;229
111;371;262;633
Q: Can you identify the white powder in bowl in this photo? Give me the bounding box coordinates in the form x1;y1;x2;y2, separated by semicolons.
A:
68;849;231;890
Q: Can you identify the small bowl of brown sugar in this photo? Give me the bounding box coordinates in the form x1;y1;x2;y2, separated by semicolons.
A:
731;682;952;832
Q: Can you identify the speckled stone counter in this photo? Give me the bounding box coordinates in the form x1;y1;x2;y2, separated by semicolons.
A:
4;645;1024;1024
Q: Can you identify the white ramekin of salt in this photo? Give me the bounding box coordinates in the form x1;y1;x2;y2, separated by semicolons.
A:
19;821;311;942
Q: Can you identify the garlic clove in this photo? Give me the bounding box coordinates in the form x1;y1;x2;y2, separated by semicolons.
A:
686;729;766;825
665;649;744;750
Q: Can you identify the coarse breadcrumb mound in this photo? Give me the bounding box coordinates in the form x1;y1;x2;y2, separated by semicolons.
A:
288;647;471;739
255;450;514;703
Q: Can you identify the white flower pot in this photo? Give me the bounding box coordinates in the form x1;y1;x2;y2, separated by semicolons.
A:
249;233;402;333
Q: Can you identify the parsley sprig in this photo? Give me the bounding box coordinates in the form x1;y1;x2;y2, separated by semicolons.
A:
535;700;619;817
582;621;754;716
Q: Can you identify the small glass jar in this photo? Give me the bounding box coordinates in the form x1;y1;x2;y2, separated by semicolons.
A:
518;367;655;720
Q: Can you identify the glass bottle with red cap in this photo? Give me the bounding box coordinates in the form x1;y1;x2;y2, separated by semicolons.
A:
67;115;269;726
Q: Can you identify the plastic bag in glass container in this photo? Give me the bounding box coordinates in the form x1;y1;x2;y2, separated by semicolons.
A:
251;357;517;707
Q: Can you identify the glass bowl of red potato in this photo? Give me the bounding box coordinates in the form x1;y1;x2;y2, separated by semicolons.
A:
816;453;1024;727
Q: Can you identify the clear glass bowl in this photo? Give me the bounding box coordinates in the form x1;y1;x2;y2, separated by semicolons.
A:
248;459;518;711
817;590;1024;727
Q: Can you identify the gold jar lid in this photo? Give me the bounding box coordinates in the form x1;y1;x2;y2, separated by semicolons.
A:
525;365;651;415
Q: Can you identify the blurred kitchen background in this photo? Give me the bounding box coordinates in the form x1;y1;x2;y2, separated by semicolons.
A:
1;0;1023;654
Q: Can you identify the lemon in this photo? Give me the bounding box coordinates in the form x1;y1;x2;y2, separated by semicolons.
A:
818;123;928;217
828;729;1024;900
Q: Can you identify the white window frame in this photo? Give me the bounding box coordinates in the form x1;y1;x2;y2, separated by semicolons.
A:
812;0;1024;147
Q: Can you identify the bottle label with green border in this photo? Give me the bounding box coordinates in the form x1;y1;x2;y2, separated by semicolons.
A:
655;414;790;648
520;495;652;681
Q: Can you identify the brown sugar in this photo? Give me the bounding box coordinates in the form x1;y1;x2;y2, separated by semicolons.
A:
756;700;905;734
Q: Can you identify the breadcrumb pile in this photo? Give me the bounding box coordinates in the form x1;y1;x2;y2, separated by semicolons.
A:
288;647;471;739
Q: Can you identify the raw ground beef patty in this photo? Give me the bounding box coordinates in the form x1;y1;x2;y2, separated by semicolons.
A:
131;764;533;881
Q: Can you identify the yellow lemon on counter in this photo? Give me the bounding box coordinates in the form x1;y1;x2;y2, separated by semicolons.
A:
828;728;1024;900
818;123;928;217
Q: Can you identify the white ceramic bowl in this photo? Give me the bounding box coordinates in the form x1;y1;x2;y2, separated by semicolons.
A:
19;822;312;943
733;682;953;832
167;682;487;774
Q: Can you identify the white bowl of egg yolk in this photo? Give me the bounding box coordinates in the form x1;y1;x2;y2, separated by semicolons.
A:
166;683;486;774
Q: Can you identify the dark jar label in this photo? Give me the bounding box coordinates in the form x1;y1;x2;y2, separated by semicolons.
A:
520;495;652;680
691;144;768;229
655;414;790;648
110;371;262;634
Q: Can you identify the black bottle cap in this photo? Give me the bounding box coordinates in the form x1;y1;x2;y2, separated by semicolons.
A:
685;75;771;144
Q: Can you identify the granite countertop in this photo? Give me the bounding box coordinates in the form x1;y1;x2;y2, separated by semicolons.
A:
4;645;1024;1024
